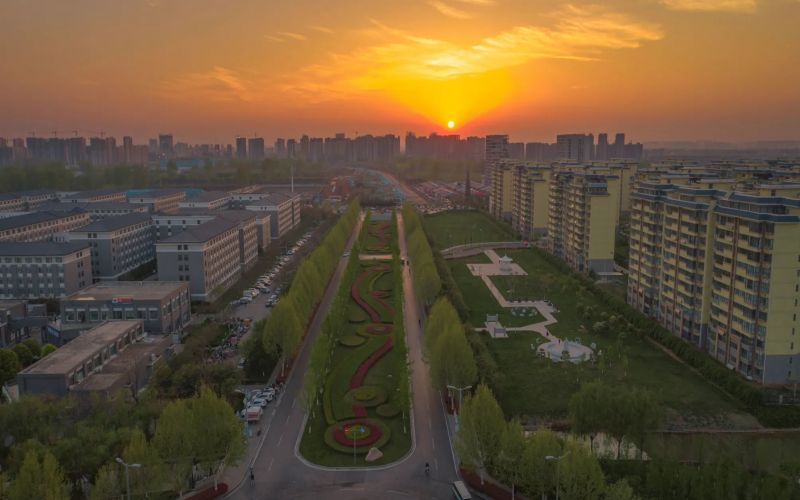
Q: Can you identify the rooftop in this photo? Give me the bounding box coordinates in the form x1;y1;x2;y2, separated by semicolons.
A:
183;191;231;202
64;281;188;302
64;189;125;200
157;217;238;243
19;320;142;375
72;336;172;392
0;210;86;232
0;241;90;256
70;213;152;233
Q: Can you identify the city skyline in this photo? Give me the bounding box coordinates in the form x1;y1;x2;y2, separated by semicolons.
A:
2;0;799;143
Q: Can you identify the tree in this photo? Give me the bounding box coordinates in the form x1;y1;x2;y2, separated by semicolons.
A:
455;384;504;484
496;419;527;500
10;450;69;500
152;400;194;494
89;463;120;500
123;428;163;498
0;348;21;385
569;381;609;454
11;344;32;367
520;427;562;498
430;324;477;392
262;300;304;376
605;479;639;500
21;339;41;359
558;440;605;500
40;344;57;357
190;387;246;480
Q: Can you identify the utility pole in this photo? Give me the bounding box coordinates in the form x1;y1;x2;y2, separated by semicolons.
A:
545;453;569;500
446;384;472;432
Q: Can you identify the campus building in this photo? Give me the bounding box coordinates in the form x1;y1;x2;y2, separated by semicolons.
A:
243;192;301;239
547;172;620;273
178;191;232;210
38;201;149;220
0;210;91;242
0;242;92;299
16;320;172;397
59;213;155;280
128;189;186;213
60;281;191;336
61;189;127;204
0;194;24;213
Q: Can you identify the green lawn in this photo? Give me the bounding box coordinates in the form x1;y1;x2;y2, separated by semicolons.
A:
424;210;514;249
299;217;411;467
450;247;751;427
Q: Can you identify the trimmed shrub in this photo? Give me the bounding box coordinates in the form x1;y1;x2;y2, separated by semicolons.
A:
348;305;367;323
376;403;401;418
345;385;388;407
339;335;366;347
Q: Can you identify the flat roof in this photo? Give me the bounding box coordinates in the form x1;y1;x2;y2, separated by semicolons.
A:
72;336;171;391
0;241;90;257
183;191;231;202
63;281;188;301
157;217;238;243
65;189;125;199
70;213;151;233
19;320;142;375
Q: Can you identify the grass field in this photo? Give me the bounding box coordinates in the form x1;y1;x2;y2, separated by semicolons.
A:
448;247;754;428
424;210;514;249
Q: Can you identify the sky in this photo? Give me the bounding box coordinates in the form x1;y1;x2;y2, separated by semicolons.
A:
1;0;799;144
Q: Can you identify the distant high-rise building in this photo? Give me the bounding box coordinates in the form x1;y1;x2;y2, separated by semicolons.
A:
485;134;510;213
508;142;525;160
248;138;265;161
525;142;557;162
235;137;247;160
158;134;174;158
286;139;297;159
274;138;286;158
556;133;594;162
300;135;310;160
596;133;609;160
122;136;134;163
309;138;324;163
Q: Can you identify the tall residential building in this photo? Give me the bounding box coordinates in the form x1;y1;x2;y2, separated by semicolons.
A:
596;133;609;161
511;163;552;240
547;172;619;273
525;142;558;162
248;138;265;161
485;134;509;210
235;137;247;160
286;139;297;159
309;138;324;163
274;138;286;158
489;159;514;221
122;136;134;163
158;134;174;159
556;134;594;162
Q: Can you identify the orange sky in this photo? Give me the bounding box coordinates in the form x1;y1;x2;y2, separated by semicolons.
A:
1;0;798;143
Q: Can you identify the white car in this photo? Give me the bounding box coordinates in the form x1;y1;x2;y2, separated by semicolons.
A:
251;398;268;408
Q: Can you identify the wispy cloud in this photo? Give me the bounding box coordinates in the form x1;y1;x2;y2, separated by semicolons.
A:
430;0;473;18
310;25;334;34
264;35;285;43
453;0;495;5
278;31;307;41
659;0;757;12
160;66;255;102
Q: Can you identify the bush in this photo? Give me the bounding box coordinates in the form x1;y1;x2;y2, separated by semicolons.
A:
345;385;388;407
376;403;401;418
353;386;377;401
339;335;366;347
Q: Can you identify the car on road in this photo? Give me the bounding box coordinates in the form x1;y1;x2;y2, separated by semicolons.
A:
251;397;268;408
239;297;252;305
343;251;350;258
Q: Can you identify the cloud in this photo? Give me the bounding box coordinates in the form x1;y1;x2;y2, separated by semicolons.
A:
429;1;473;19
264;35;285;42
453;0;495;4
278;31;307;41
160;66;255;102
310;25;334;34
658;0;757;12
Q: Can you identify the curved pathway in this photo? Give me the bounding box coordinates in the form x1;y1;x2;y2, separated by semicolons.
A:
227;212;458;499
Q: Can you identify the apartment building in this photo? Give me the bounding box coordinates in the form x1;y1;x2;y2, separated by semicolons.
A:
17;320;172;397
178;191;232;210
155;218;244;301
510;163;551;240
547;172;619;273
61;281;191;335
489;160;514;221
0;210;91;242
128;189;186;213
0;194;24;213
61;213;155;280
0;242;92;299
62;189;127;204
628;182;800;384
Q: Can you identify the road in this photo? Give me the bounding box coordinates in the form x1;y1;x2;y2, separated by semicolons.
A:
228;211;458;499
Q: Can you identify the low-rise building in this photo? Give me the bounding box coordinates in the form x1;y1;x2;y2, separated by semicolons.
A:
178;191;232;210
60;281;191;336
128;189;186;213
0;194;24;213
0;300;48;348
156;218;243;301
0;210;90;242
18;190;58;210
60;213;155;280
243;192;301;239
0;242;92;299
16;320;172;397
61;189;127;204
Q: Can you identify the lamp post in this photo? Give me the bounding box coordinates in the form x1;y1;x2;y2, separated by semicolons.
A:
116;457;141;500
446;384;472;432
545;453;568;500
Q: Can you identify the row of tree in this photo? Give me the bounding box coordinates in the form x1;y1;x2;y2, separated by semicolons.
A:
0;387;243;499
0;339;57;386
401;203;441;305
457;384;637;500
424;297;478;398
261;200;360;376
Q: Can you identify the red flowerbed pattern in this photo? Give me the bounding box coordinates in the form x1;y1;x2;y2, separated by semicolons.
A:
333;420;383;447
366;221;391;251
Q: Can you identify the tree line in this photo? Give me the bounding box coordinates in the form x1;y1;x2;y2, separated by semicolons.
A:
0;339;57;388
401;203;441;305
260;200;360;377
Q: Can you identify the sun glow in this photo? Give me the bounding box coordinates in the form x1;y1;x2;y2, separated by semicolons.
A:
447;120;455;129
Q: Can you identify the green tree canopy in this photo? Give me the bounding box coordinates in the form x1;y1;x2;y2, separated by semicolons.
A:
11;344;32;367
10;449;69;500
455;384;505;484
0;348;21;385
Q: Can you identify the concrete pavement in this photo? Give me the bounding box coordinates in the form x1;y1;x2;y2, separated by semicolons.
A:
226;211;459;499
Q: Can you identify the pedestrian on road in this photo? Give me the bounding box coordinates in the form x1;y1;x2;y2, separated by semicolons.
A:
249;466;255;485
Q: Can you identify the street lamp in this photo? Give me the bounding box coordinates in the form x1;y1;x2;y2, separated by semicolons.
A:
545;453;569;500
446;384;472;432
116;457;142;500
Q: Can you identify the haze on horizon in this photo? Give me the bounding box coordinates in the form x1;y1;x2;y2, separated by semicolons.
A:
1;0;798;144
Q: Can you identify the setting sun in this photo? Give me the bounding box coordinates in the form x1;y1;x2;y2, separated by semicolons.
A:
447;120;455;129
